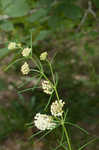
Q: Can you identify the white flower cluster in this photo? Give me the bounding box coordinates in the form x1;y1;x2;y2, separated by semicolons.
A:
42;80;53;95
8;42;16;50
51;100;65;117
40;51;48;61
22;47;31;57
8;43;31;75
20;48;31;74
8;42;21;50
34;113;56;131
34;100;65;130
21;62;30;75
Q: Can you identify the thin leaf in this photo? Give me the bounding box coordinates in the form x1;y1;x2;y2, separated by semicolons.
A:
28;130;43;140
18;87;39;93
52;142;67;150
18;75;42;93
78;138;98;150
18;76;37;89
25;122;34;126
37;125;60;142
37;129;53;142
65;122;89;135
64;109;69;121
30;31;33;56
4;58;24;71
61;144;68;150
44;93;53;111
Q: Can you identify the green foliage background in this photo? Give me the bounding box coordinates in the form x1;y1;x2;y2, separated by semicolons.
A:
0;0;99;149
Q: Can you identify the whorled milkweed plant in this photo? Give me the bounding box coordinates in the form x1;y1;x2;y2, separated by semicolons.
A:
6;41;98;150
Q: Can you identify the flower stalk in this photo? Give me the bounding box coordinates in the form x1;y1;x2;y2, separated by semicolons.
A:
6;43;94;150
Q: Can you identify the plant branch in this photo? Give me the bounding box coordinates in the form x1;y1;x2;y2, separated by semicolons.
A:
77;1;96;31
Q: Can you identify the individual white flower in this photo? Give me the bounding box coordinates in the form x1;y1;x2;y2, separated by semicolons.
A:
51;100;65;117
22;47;31;57
8;42;16;50
40;51;48;61
21;62;30;75
41;80;53;95
34;113;56;131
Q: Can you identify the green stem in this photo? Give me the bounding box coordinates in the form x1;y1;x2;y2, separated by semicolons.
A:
47;59;55;84
40;60;72;150
62;123;72;150
54;86;60;101
30;32;33;56
54;85;72;150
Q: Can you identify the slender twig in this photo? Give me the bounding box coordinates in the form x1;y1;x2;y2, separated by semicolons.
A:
77;1;96;31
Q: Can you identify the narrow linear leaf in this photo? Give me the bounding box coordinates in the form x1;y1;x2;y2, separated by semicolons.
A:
65;122;89;135
44;93;53;111
37;125;60;142
78;138;98;150
18;75;42;93
28;130;43;140
4;58;24;71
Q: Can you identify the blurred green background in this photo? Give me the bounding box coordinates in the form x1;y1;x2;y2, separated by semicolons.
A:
0;0;99;149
